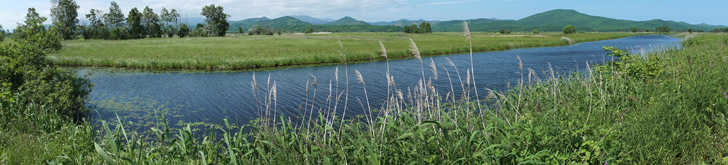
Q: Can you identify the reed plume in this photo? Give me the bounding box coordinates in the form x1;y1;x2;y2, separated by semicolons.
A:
430;58;438;80
409;38;422;61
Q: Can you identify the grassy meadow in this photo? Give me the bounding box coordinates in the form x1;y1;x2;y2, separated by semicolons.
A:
4;33;728;164
49;32;639;70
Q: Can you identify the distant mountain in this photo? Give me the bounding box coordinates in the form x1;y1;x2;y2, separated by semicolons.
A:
227;16;399;33
290;15;333;25
432;9;725;32
327;16;369;25
255;16;312;28
223;9;725;33
228;17;270;31
370;19;439;26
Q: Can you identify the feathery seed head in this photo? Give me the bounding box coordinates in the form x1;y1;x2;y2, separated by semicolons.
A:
463;21;471;41
311;74;318;87
430;58;438;80
409;38;421;61
465;69;471;87
355;70;364;84
517;56;523;71
379;40;388;58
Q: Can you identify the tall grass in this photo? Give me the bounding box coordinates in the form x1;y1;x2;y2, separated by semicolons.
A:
4;34;728;164
48;32;639;70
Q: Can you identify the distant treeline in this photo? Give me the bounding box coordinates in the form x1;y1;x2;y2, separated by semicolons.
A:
0;0;230;41
712;28;728;33
231;25;403;34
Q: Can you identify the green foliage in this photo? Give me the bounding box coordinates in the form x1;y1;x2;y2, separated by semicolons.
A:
499;29;511;34
103;1;125;28
177;24;189;38
304;27;314;34
1;8;90;118
0;25;4;42
142;7;162;38
712;28;728;33
247;25;275;35
404;22;432;34
597;46;663;79
0;7;93;164
630;27;639;33
655;25;671;33
126;8;143;39
50;0;79;40
201;4;229;37
83;9;109;39
533;29;539;34
563;25;576;34
165;26;177;38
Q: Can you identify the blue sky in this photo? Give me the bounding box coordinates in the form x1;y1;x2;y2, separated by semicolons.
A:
1;0;726;29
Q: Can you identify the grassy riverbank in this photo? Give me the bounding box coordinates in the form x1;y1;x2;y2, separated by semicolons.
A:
4;33;728;163
49;32;638;70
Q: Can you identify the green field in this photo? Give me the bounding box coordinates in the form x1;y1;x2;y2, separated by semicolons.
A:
50;32;639;70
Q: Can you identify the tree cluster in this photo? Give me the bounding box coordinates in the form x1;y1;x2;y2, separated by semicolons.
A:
0;25;4;41
562;25;576;34
201;4;229;37
2;8;91;118
499;29;512;34
404;22;432;34
46;0;230;40
247;25;276;35
655;26;671;33
712;28;728;33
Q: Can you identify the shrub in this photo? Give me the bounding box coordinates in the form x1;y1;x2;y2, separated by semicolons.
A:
563;25;576;34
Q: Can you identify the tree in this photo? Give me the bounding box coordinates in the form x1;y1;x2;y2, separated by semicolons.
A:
166;26;176;38
238;26;243;34
655;26;671;33
688;28;693;33
126;8;143;39
3;8;91;117
13;8;62;54
142;7;162;38
419;22;432;33
533;29;540;34
630;27;639;33
563;25;576;34
304;27;314;34
103;1;125;28
85;9;107;39
51;0;80;40
0;25;4;41
201;4;229;36
500;29;506;34
177;24;189;38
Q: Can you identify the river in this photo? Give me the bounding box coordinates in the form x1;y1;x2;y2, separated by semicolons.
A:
76;35;682;129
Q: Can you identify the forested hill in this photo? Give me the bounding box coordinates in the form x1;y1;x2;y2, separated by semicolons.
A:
227;9;725;33
432;9;725;32
227;16;401;33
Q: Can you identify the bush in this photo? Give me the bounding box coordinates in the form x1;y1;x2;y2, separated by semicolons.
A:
563;25;576;34
177;24;189;38
655;26;671;33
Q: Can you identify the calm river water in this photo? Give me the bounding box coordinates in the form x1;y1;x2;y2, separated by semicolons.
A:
76;35;681;128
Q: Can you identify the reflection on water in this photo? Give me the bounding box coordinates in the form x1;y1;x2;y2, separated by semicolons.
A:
76;35;682;130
